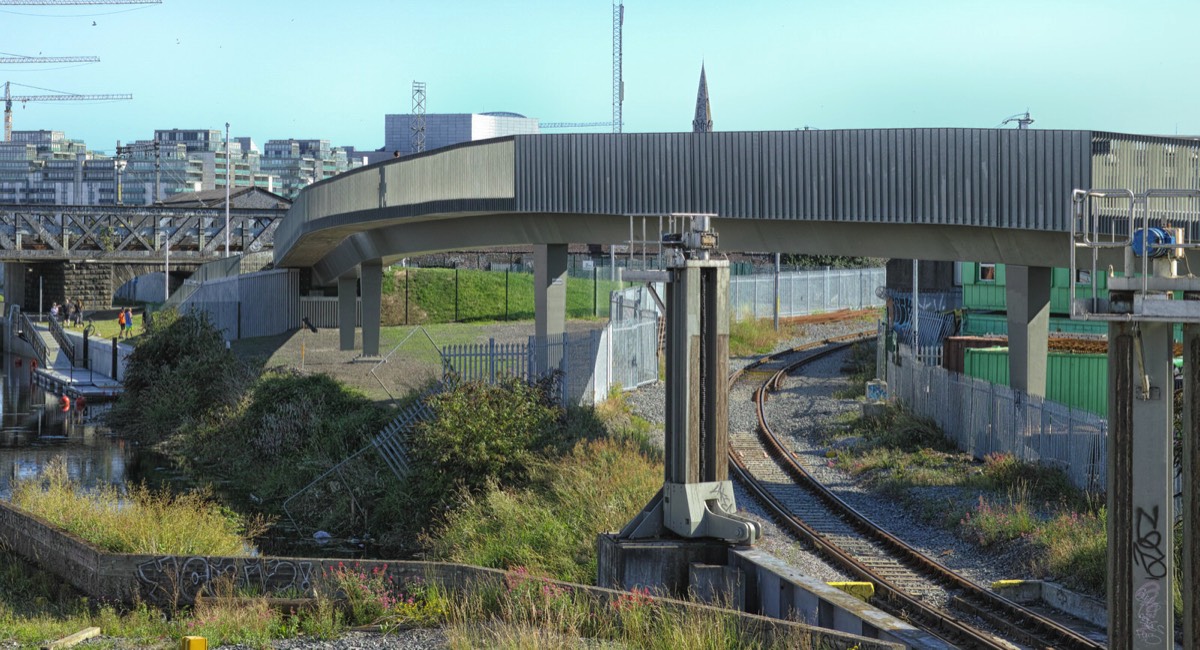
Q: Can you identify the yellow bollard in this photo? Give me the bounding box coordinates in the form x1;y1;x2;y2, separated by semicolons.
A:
180;636;207;650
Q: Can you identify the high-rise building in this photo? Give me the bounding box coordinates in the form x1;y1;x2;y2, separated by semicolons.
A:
383;112;539;157
261;139;362;198
0;130;115;204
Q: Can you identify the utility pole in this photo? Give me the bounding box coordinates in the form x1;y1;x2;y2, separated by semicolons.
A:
224;121;231;257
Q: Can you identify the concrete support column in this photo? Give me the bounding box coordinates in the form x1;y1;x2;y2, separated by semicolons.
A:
360;259;383;358
3;263;26;311
1108;321;1175;650
1184;322;1200;649
1005;265;1051;397
337;274;357;352
534;244;567;373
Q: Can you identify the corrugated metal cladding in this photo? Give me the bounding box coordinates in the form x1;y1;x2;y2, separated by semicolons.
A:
513;129;1093;230
1090;132;1200;194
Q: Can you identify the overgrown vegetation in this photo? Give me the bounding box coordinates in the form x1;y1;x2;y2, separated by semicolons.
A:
11;458;262;556
729;318;805;357
830;404;1107;595
107;309;252;444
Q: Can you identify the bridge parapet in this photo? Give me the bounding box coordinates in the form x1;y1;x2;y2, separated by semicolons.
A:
0;205;283;263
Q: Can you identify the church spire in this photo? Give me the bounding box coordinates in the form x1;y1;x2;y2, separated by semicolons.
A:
692;63;712;133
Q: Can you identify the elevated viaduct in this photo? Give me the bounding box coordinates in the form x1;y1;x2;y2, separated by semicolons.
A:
274;128;1200;396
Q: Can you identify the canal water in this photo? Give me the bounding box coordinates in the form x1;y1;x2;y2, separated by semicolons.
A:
0;351;378;558
0;352;135;500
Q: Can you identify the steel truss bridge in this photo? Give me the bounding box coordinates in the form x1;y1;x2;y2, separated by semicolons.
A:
0;205;283;262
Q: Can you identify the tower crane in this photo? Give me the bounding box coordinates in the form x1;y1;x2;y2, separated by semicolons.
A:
0;1;160;5
4;81;132;142
0;55;99;65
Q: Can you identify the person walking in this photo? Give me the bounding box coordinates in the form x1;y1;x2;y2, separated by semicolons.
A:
117;308;126;339
124;307;134;338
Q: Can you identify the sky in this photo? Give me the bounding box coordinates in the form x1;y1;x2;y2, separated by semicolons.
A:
3;0;1200;154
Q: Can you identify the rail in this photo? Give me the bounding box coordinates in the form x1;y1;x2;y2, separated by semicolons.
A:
46;314;75;366
727;333;1104;649
16;309;47;367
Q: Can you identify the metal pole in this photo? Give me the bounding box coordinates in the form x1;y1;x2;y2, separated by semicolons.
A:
912;259;920;363
455;266;460;322
163;233;169;302
773;252;780;331
224;122;231;258
38;274;42;322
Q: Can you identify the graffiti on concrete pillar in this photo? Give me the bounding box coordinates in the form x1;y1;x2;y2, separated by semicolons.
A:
1133;506;1167;579
1134;581;1165;646
135;556;315;604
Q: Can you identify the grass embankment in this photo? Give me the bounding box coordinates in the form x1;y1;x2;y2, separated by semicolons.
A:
384;267;625;324
827;406;1107;595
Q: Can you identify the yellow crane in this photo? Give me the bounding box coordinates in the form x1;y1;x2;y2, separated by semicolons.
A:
3;81;131;142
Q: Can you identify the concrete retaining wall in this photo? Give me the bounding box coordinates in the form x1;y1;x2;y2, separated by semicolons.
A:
0;500;900;649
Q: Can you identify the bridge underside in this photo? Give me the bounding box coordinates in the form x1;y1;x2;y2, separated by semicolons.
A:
299;211;1142;288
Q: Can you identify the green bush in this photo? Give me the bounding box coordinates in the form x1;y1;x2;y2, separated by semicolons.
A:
404;378;563;519
107;310;251;443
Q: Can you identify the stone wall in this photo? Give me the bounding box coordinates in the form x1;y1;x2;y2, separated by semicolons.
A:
16;261;201;313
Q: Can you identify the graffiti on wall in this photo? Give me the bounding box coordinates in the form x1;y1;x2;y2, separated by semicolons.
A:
135;556;315;604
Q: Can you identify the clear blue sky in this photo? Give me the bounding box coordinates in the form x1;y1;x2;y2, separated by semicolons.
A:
3;0;1199;154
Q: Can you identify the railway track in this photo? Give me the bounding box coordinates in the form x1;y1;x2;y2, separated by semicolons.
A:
727;332;1105;649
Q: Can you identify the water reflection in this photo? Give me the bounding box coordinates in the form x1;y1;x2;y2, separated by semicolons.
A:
0;353;134;499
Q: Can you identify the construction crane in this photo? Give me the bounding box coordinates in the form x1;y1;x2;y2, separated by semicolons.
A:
4;81;132;142
540;121;614;129
0;55;99;65
0;1;160;4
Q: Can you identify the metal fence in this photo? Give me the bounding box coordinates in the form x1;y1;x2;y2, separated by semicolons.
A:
299;297;361;329
885;344;1108;492
163;251;274;311
612;267;885;323
440;316;660;406
178;268;299;341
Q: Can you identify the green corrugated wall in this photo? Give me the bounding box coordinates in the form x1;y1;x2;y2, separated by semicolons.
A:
963;347;1108;416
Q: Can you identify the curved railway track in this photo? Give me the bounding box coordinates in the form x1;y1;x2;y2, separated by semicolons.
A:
726;333;1105;649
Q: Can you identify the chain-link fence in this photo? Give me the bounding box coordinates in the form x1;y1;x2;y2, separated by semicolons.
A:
884;341;1108;493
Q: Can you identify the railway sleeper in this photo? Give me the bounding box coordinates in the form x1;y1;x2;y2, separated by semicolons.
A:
951;594;1059;650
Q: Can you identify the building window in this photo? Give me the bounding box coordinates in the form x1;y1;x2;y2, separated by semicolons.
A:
1075;269;1092;284
978;263;997;282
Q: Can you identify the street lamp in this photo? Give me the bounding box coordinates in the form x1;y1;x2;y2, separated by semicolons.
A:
224;121;231;258
114;158;127;206
158;231;170;302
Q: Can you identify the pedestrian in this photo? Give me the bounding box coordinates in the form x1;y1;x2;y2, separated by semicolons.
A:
73;299;84;327
124;307;134;338
118;308;126;338
50;302;59;323
62;299;73;327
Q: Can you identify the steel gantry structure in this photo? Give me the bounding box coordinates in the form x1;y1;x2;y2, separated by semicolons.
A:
0;204;283;262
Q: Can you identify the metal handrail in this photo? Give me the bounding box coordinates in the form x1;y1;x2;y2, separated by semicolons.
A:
47;314;76;366
17;310;47;367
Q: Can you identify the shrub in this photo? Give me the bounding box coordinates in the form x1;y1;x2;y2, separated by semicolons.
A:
107;309;251;443
404;378;563;518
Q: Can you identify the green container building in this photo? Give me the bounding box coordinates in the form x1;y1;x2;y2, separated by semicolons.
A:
962;347;1109;416
960;312;1110;337
960;262;1108;314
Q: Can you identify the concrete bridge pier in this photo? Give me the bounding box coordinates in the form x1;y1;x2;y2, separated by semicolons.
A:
1005;265;1051;397
336;261;382;357
360;260;382;358
534;244;567;373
